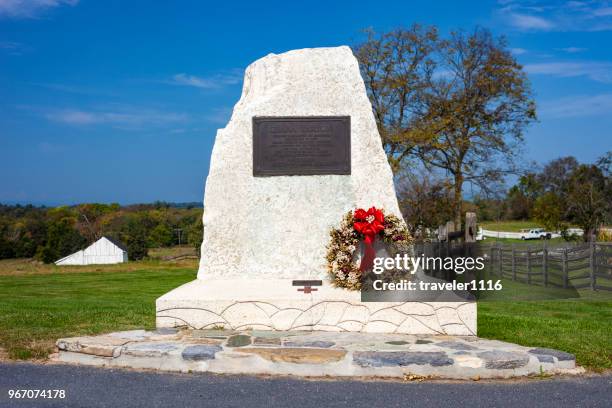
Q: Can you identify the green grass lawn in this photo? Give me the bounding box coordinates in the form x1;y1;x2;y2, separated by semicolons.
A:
481;220;542;232
0;261;609;370
479;299;611;371
0;265;195;359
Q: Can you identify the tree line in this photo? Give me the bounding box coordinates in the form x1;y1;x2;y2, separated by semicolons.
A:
398;154;611;241
0;202;203;263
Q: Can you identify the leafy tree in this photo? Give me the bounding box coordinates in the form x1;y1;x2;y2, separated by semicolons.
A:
566;164;608;241
120;215;149;261
533;192;564;232
149;223;174;247
396;171;454;238
596;151;611;177
75;203;119;243
505;173;542;220
187;215;203;256
36;216;86;263
0;218;14;259
539;156;578;194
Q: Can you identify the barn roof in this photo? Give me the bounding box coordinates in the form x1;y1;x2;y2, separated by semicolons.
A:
103;236;128;252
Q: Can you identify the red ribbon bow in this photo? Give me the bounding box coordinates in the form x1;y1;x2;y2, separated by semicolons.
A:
353;207;385;272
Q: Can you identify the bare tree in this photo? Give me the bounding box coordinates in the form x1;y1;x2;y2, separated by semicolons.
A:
396;170;454;239
357;27;536;229
354;25;439;172
419;29;536;228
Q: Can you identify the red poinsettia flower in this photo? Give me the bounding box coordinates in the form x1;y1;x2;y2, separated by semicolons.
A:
353;206;385;243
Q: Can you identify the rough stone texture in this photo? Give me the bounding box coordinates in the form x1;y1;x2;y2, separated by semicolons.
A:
154;328;178;335
192;329;235;339
435;341;477;351
54;330;581;379
235;348;347;364
253;337;281;346
56;336;129;358
353;351;454;367
181;345;222;361
529;348;575;361
122;342;180;358
386;341;410;346
283;340;334;348
226;335;251;348
477;351;530;369
197;46;402;280
109;330;149;341
156;46;477;336
535;354;555;363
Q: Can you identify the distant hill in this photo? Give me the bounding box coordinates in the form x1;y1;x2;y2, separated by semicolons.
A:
0;201;203;209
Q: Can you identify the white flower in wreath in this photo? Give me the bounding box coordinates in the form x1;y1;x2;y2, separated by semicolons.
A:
347;244;356;253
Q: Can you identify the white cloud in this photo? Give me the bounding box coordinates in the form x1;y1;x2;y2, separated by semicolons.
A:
0;40;24;55
510;47;528;55
44;106;188;129
0;0;79;19
556;47;587;53
508;12;554;30
499;1;612;32
168;71;242;89
540;93;612;118
0;40;20;49
592;7;612;17
525;61;612;83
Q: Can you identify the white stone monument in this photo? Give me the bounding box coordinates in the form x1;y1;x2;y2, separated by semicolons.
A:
156;46;476;335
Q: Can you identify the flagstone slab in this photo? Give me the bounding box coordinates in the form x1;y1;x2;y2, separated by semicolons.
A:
235;348;347;364
477;350;530;369
182;345;222;361
56;336;130;358
53;329;582;380
154;328;179;335
353;351;454;368
283;340;335;348
191;329;236;339
226;335;252;348
528;348;575;361
122;342;181;358
435;341;478;351
253;337;281;346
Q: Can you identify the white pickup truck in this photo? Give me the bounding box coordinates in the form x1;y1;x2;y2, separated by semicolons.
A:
520;228;552;240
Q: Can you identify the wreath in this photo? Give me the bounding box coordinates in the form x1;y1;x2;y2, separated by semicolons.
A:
326;206;412;290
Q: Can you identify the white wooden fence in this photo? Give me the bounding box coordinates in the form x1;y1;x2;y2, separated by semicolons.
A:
480;228;562;240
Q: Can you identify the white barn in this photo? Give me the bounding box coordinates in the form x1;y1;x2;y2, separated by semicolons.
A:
55;236;128;266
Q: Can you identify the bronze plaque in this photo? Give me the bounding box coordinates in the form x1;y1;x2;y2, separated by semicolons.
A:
253;116;350;176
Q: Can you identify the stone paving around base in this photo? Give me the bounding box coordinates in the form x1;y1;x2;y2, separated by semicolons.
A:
53;329;582;380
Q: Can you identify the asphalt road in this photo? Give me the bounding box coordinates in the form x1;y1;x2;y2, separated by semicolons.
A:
0;362;610;408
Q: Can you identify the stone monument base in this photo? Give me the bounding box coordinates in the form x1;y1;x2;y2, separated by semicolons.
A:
156;279;476;336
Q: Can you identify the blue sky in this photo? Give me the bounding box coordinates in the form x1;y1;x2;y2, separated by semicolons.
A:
1;0;611;205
